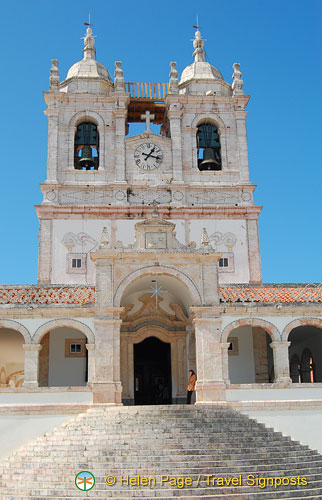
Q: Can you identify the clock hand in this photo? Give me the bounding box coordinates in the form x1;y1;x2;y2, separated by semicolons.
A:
143;147;155;160
142;153;161;160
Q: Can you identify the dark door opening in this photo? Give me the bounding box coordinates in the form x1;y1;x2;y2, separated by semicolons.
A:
134;337;172;405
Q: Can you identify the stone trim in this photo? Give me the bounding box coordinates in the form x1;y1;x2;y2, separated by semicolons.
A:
0;319;31;343
113;264;202;307
33;319;95;344
282;317;322;342
221;318;280;343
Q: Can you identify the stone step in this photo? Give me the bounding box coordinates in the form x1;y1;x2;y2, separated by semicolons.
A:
2;470;322;484
17;439;306;455
1;464;321;476
1;405;321;499
1;483;322;498
1;495;321;500
10;450;318;463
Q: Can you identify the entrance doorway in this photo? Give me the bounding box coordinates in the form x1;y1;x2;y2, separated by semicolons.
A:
134;337;172;405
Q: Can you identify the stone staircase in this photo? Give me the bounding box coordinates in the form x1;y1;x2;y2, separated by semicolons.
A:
0;405;322;499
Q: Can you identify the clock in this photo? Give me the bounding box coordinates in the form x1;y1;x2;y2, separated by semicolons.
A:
134;143;162;170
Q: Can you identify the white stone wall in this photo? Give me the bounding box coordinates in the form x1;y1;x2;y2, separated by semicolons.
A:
190;219;249;283
51;220;109;284
48;328;87;387
228;326;255;383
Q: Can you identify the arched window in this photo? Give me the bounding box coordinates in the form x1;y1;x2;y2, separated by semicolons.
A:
196;123;221;171
74;122;99;170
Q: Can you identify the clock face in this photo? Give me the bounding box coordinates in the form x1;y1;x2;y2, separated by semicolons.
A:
134;143;162;170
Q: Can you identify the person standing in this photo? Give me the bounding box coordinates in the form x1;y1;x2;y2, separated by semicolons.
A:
186;369;197;404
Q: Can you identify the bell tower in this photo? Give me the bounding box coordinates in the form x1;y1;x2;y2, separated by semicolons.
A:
37;26;261;286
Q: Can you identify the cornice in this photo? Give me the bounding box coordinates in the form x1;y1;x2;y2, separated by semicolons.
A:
35;204;262;219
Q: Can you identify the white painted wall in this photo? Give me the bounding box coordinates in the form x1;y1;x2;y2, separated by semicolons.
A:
228;326;255;383
189;219;249;283
227;386;322;401
0;391;92;404
52;219;106;284
242;409;322;454
48;328;87;387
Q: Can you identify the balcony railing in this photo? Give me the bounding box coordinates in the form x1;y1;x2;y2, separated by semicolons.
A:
126;82;168;100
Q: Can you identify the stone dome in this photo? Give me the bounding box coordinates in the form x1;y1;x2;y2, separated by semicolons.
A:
180;61;223;85
179;30;223;85
65;27;111;82
66;58;111;81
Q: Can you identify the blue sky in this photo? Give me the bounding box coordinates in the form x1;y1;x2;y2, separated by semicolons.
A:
1;0;321;284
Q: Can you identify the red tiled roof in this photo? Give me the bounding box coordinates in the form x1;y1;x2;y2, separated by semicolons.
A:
0;285;321;306
0;287;95;305
219;285;322;304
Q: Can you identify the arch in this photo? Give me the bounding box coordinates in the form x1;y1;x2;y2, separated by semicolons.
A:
131;325;181;344
33;319;95;344
0;320;31;344
282;318;322;341
221;318;280;343
191;114;226;131
114;265;202;307
190;114;228;171
68;110;105;128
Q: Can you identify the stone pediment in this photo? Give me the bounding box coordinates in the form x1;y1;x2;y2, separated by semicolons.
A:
135;216;175;230
121;294;188;330
131;215;184;251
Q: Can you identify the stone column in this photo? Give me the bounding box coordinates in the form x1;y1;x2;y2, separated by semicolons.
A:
186;325;196;373
95;258;113;309
85;343;95;385
246;217;262;283
221;342;231;384
37;219;52;283
202;256;220;305
270;341;292;385
234;108;250;182
114;107;127;183
168;105;183;182
191;307;225;403
45;109;59;183
92;318;123;404
22;344;42;389
177;336;186;397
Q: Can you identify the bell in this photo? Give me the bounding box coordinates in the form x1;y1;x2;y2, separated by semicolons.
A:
78;145;95;169
199;148;221;171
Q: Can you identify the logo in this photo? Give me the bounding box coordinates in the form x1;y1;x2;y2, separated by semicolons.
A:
75;471;95;491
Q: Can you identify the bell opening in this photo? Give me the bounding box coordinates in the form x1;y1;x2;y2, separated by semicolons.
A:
74;122;99;170
196;123;222;171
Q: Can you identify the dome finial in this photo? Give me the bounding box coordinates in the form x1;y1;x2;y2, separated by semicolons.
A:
82;14;96;60
192;17;205;63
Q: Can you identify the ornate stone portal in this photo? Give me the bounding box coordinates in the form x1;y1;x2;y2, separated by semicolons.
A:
90;214;221;404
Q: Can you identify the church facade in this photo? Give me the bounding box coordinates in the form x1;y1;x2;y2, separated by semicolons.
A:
0;27;321;406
